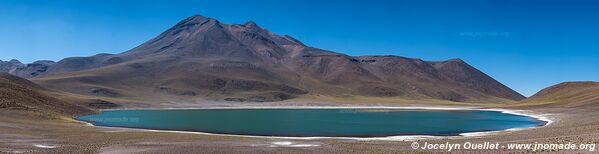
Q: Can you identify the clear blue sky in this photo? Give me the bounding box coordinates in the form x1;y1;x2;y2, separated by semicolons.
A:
1;0;598;96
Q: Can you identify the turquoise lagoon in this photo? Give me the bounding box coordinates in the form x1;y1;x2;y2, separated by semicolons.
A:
77;108;546;137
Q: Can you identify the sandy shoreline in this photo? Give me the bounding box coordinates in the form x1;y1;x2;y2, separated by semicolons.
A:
2;102;597;153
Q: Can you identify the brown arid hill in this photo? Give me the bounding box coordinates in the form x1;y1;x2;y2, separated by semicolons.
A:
0;73;93;117
1;15;524;104
516;81;599;107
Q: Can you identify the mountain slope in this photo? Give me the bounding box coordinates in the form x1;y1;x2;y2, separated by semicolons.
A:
0;73;92;117
3;15;524;103
518;82;599;107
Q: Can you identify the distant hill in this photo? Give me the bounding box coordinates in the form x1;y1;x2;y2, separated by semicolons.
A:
518;82;599;107
1;15;524;103
0;73;92;117
0;59;54;78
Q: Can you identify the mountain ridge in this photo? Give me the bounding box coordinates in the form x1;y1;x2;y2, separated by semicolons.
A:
1;15;525;103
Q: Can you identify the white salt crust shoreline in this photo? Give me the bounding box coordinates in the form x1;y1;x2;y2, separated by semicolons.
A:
78;106;554;141
33;144;57;148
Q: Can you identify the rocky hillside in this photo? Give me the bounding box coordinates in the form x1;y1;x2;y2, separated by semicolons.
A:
0;73;92;116
2;15;524;103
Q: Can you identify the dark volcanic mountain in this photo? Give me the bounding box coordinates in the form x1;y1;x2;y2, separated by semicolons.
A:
1;15;524;103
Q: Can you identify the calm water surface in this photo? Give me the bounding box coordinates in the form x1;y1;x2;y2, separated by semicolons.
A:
77;109;546;137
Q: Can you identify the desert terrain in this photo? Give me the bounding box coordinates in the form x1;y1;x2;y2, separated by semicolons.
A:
1;73;598;153
1;15;598;153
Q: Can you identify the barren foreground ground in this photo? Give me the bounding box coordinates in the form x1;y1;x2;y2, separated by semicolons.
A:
1;102;598;154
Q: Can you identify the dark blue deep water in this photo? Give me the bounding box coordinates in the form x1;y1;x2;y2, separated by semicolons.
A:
77;109;546;137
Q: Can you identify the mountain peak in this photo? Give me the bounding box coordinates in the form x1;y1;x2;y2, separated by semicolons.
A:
244;21;258;27
188;14;209;20
447;58;464;62
14;14;527;104
32;60;56;65
243;21;264;32
8;59;22;64
171;14;214;29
